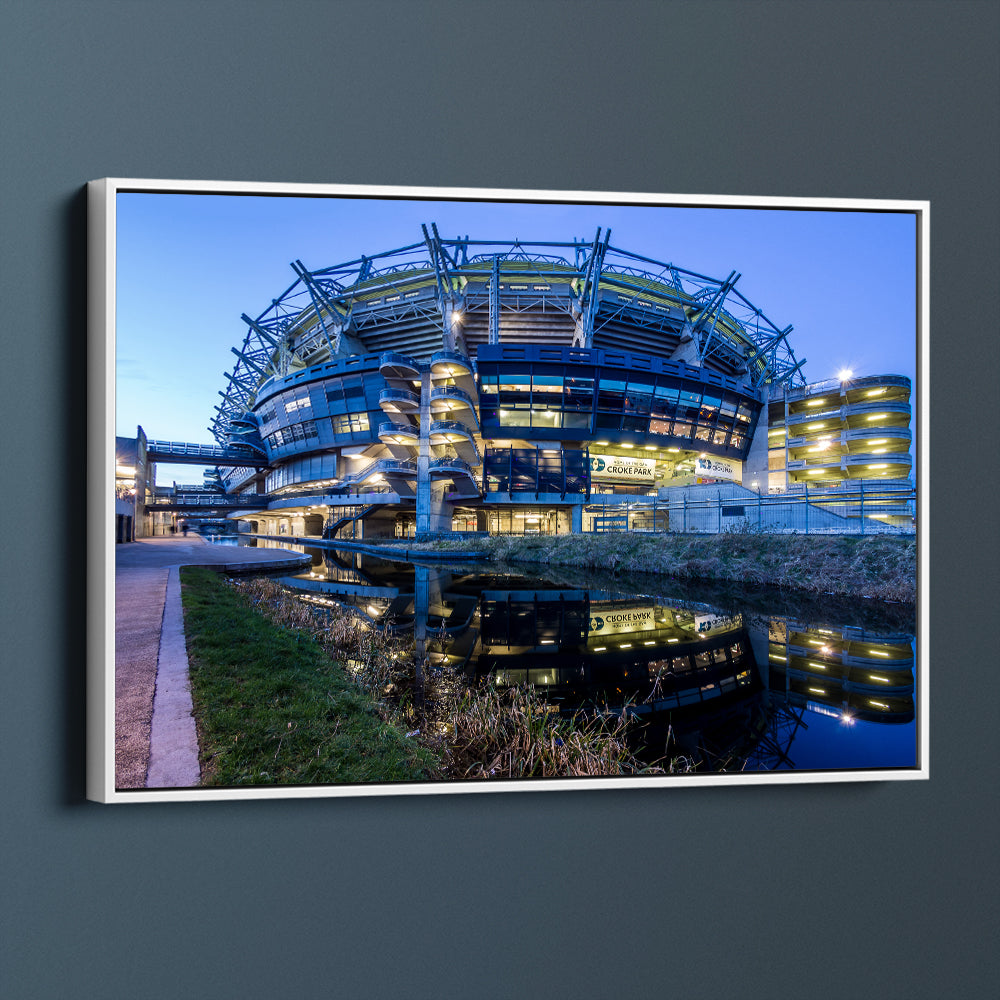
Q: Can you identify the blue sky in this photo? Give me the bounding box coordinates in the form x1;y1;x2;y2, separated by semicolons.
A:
115;191;918;483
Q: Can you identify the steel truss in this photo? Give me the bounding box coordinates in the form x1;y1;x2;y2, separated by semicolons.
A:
212;225;804;444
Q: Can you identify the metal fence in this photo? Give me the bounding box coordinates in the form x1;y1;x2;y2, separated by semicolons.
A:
586;484;916;536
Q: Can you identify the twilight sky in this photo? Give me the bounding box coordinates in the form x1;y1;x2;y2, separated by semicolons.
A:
115;189;918;483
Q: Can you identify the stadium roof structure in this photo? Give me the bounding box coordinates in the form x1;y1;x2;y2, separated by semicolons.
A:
211;226;804;445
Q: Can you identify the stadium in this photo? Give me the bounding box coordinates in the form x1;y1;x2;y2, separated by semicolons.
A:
191;226;912;539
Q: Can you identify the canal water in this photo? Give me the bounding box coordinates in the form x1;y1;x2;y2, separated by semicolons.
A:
206;535;918;776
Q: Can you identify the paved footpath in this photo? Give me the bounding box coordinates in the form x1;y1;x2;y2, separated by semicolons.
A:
114;535;311;790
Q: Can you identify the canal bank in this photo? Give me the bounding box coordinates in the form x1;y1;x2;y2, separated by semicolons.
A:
114;534;311;790
478;533;918;604
259;532;917;605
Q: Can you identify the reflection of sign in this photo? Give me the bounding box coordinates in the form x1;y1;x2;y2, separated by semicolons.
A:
590;454;656;481
695;457;741;482
694;613;742;633
589;607;656;635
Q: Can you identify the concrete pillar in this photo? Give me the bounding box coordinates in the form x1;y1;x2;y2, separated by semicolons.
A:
416;369;432;537
742;386;772;491
571;504;583;534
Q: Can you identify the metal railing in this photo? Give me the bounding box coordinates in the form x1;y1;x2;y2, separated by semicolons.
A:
584;485;916;535
340;458;417;486
378;420;418;439
146;492;269;508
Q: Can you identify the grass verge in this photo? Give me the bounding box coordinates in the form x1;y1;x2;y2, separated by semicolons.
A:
223;575;669;781
180;566;438;786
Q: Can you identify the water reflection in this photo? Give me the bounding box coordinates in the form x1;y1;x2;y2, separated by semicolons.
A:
256;542;916;775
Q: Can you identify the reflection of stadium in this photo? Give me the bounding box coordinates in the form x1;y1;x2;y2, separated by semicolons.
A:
270;550;915;771
188;229;913;540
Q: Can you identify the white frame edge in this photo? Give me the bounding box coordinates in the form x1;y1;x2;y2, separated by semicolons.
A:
87;178;930;803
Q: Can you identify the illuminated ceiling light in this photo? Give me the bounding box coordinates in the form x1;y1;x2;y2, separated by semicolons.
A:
540;640;554;645
593;646;606;652
667;447;680;453
452;311;463;322
619;643;632;649
622;443;634;449
869;700;890;709
644;445;656;451
868;439;888;445
597;441;609;446
867;414;887;421
806;399;825;407
807;469;823;475
869;650;890;657
869;674;891;683
838;369;854;381
865;388;886;396
808;687;826;695
667;638;679;643
868;464;888;469
808;662;827;669
872;448;887;454
807;422;824;429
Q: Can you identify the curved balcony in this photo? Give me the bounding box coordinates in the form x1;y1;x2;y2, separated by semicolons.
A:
430;419;480;465
338;458;417;498
429;419;476;444
379;387;420;414
379;351;421;380
429;456;481;499
430;350;474;380
429;386;479;426
378;420;419;445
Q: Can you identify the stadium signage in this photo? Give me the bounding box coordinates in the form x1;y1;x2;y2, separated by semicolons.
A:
590;454;656;481
694;613;743;633
589;606;657;636
695;456;741;482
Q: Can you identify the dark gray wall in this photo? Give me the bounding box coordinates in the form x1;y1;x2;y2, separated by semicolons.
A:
1;2;996;997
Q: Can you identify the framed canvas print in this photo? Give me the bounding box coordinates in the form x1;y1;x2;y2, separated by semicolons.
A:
87;179;929;803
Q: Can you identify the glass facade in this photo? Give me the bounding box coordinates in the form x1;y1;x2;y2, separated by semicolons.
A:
484;448;590;495
255;362;385;461
479;359;758;459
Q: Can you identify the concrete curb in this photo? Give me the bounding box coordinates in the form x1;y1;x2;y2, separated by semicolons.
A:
146;566;200;788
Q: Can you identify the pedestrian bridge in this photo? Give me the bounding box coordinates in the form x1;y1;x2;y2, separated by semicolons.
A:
146;487;270;512
146;440;264;467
